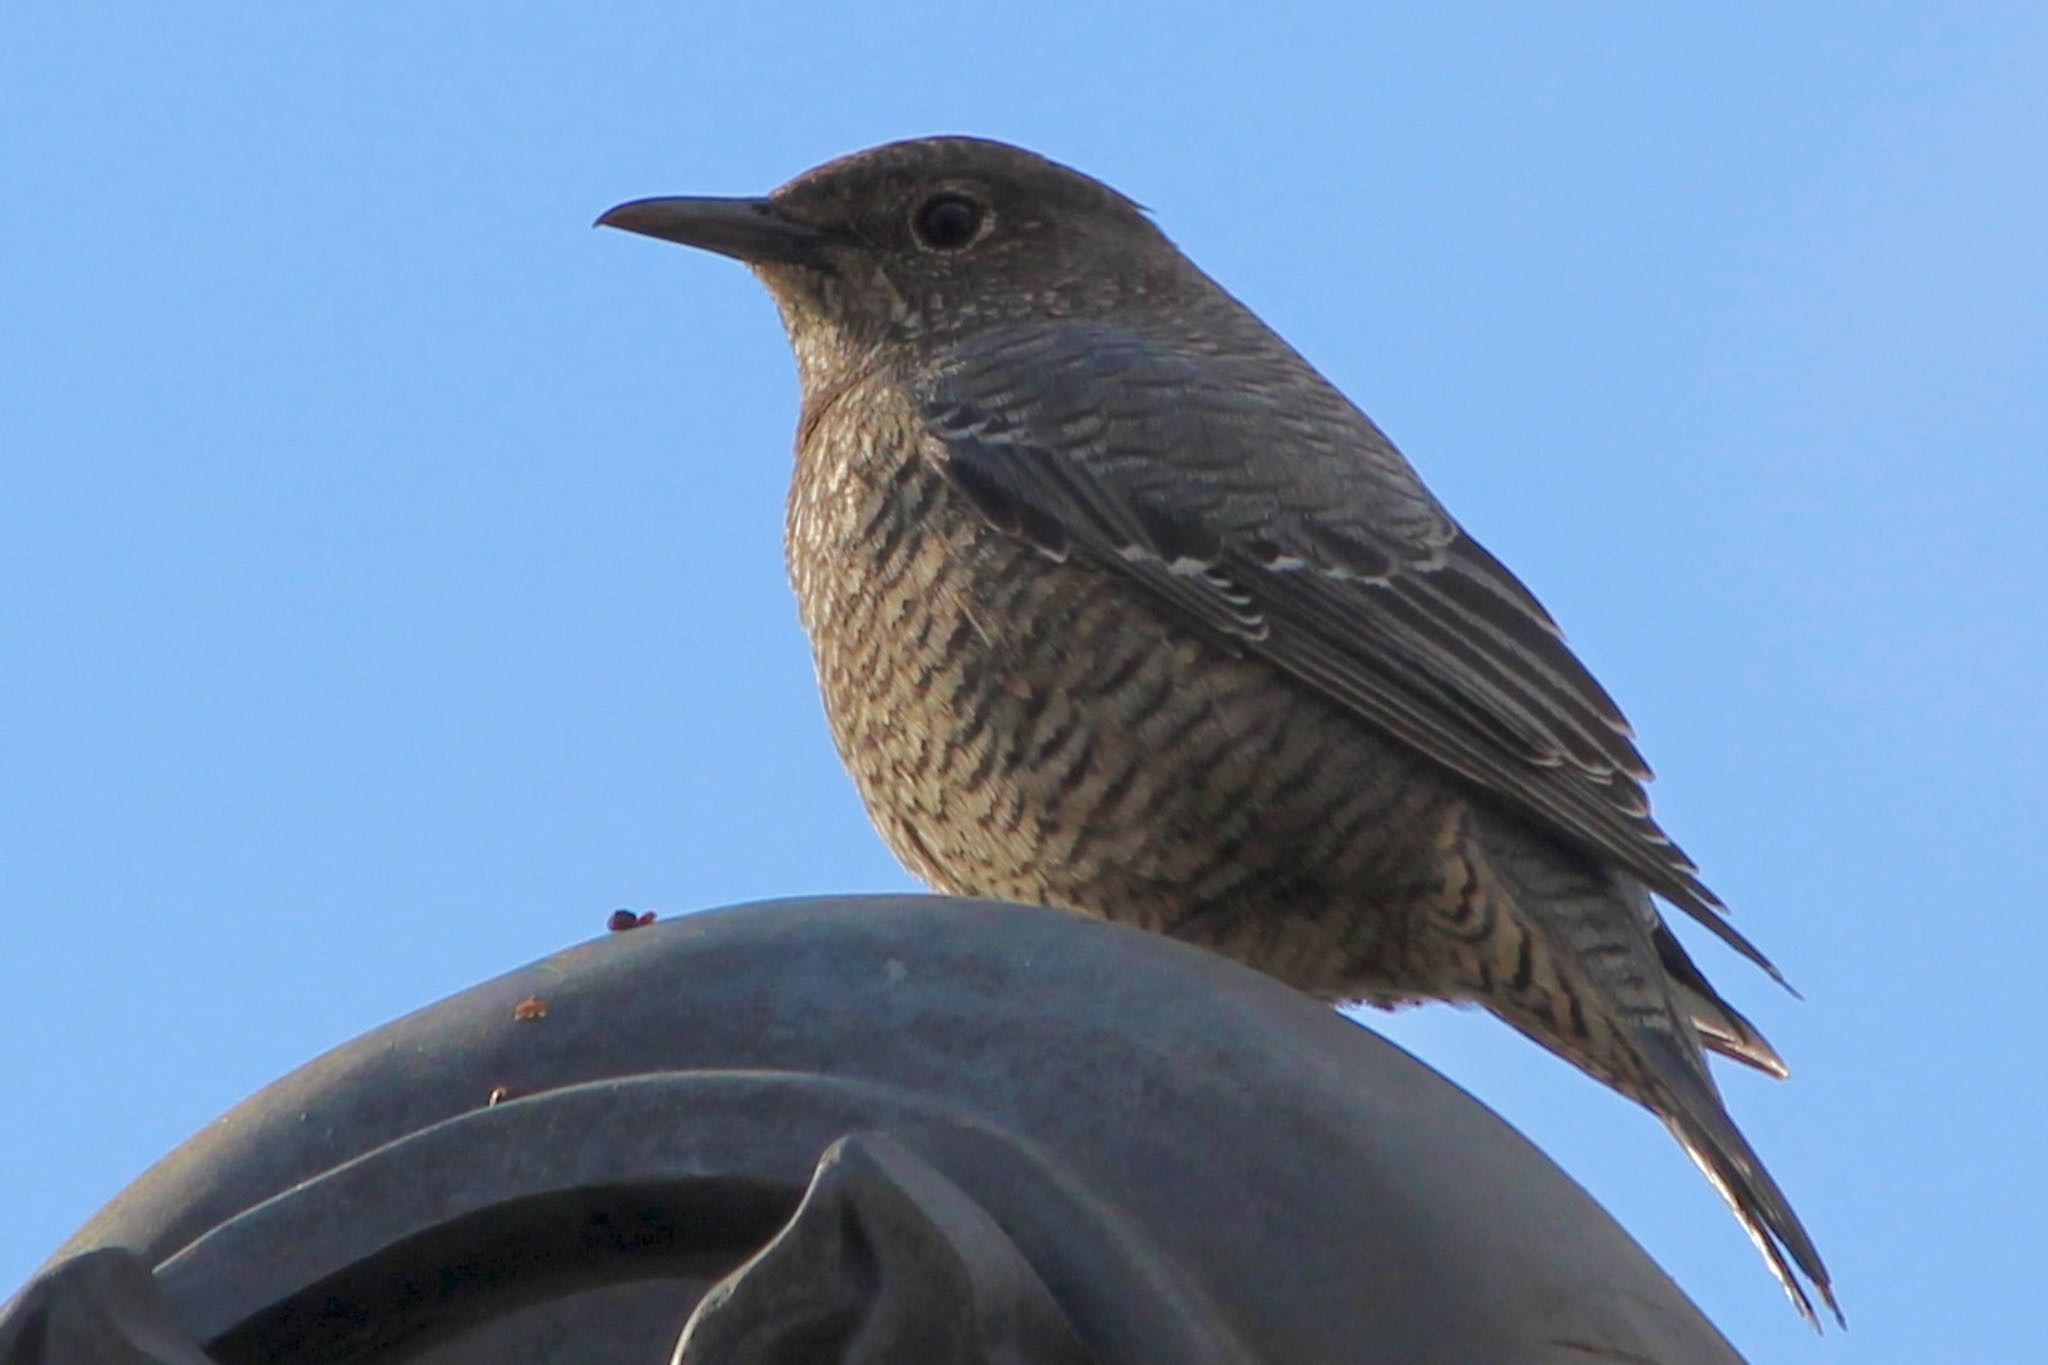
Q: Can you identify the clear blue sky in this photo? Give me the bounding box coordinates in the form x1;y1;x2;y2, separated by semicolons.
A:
3;5;2042;1359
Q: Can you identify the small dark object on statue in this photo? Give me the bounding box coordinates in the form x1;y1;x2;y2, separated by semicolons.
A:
0;896;1748;1363
606;909;658;933
598;136;1835;1324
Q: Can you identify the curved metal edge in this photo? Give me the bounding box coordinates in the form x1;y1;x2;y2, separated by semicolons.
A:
156;1071;1252;1365
0;1247;219;1365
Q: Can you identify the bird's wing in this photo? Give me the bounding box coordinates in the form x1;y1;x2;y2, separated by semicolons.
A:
916;319;1783;983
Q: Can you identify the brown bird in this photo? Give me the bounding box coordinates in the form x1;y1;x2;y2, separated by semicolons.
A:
599;136;1838;1326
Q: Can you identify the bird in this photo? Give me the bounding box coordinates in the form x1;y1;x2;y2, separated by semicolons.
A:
598;136;1839;1326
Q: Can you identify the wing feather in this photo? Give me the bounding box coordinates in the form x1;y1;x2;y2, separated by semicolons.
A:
916;320;1784;984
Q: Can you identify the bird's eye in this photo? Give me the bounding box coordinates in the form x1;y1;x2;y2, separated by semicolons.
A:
912;193;986;251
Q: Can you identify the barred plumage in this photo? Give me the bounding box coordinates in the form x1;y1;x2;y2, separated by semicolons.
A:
601;135;1838;1326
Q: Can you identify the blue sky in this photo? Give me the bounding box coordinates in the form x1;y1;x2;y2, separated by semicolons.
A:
3;4;2043;1359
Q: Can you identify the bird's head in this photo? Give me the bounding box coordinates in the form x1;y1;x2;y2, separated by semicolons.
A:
599;137;1193;383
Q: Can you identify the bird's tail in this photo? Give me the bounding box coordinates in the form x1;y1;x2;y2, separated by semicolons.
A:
1455;824;1840;1327
1487;978;1844;1329
1633;1030;1844;1330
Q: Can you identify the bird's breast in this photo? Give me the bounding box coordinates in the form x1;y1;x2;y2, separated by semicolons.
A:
780;373;1445;992
784;378;1051;897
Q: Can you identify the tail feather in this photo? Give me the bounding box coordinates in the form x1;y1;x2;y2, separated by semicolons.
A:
1459;820;1837;1326
1655;922;1791;1080
1638;1032;1844;1330
1683;990;1790;1081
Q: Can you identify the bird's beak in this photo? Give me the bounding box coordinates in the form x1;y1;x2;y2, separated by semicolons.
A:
594;195;830;267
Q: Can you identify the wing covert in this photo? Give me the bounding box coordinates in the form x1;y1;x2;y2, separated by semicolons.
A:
915;320;1781;982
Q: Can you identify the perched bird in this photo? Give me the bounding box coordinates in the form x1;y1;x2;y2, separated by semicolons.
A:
599;136;1838;1325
